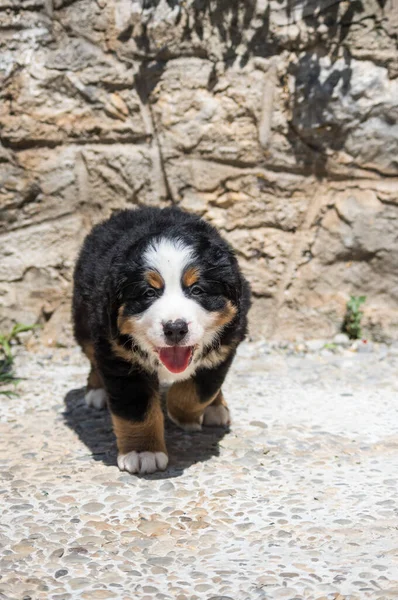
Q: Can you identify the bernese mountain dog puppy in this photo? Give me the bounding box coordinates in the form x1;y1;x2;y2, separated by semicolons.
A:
72;207;251;475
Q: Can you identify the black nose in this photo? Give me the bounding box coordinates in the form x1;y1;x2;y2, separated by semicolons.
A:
163;319;188;345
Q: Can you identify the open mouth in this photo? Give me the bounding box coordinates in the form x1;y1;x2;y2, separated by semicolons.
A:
158;346;194;373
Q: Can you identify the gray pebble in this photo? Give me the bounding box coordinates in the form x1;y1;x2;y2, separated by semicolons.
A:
54;569;68;579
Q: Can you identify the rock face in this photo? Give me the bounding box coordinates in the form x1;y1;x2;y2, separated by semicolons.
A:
1;0;397;342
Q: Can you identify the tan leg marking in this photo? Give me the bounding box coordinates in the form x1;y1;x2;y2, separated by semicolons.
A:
111;395;166;455
82;340;102;388
82;341;106;409
82;340;95;363
167;380;220;432
111;395;168;474
87;366;102;390
209;390;227;407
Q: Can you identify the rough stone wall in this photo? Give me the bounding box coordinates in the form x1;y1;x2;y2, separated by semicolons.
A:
1;0;398;344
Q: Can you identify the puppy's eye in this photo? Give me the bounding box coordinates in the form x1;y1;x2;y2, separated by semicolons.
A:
190;285;204;296
145;288;157;298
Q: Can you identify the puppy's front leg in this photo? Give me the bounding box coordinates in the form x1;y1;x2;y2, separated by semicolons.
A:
167;354;234;431
98;355;168;475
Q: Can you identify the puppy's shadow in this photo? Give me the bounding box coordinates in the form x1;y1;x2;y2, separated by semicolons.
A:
63;388;229;479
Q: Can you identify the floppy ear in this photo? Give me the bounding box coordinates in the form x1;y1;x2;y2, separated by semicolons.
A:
224;270;243;308
110;252;140;301
103;257;129;339
114;273;128;301
207;242;243;308
106;261;126;303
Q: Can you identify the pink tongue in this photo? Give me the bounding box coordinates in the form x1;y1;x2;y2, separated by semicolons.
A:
159;347;193;373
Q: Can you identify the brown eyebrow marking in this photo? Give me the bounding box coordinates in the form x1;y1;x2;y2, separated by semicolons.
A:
145;270;164;289
183;266;200;287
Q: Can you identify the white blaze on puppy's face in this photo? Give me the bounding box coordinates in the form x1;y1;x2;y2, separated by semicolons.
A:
127;237;219;380
144;238;215;344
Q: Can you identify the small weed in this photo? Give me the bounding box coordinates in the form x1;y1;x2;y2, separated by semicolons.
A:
0;323;38;397
323;342;337;350
342;295;366;339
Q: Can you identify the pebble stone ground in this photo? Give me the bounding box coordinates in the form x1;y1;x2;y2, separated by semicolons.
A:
1;338;398;600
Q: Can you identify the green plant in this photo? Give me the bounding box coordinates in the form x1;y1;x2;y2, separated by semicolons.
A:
342;295;366;339
323;342;337;350
0;324;38;397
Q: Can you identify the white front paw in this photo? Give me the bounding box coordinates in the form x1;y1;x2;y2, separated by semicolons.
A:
85;388;107;410
203;404;230;427
117;451;169;474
